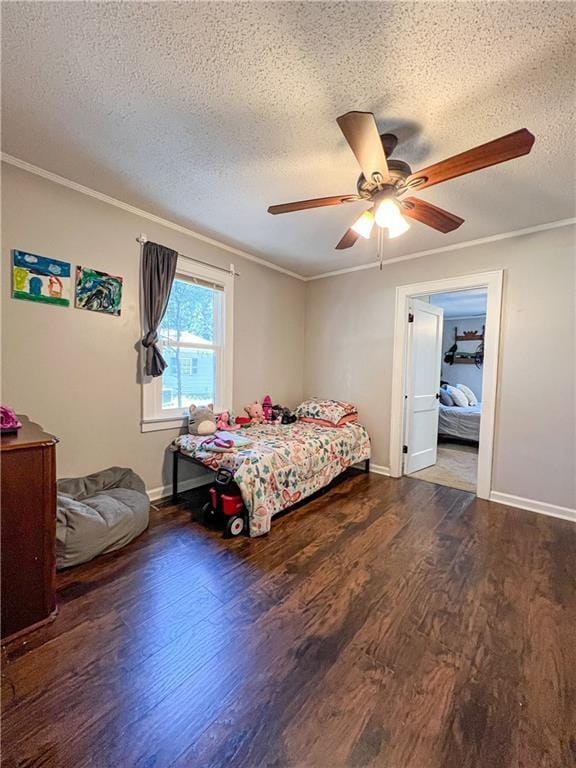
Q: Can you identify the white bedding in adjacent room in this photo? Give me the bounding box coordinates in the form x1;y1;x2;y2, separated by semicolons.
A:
439;404;482;441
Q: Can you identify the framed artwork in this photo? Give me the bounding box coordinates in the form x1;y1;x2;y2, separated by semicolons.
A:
12;250;71;307
75;266;123;316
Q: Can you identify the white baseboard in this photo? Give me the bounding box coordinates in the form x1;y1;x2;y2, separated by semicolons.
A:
149;472;576;526
148;475;211;503
489;491;576;524
369;464;390;476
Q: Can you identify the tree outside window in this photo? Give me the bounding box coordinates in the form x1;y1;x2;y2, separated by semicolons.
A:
159;279;216;409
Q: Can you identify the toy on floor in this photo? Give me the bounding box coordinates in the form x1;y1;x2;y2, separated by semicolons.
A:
188;403;217;436
200;467;248;537
244;401;265;424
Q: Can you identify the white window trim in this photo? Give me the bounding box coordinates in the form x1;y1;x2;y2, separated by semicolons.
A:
141;258;234;433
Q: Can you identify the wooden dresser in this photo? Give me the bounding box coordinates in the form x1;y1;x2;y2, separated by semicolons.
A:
1;417;58;641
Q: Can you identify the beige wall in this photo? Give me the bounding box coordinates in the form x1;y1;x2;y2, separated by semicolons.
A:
304;225;576;509
1;163;306;493
2;161;574;510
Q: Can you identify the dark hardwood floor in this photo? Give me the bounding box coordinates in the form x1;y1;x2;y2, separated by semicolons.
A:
2;472;575;768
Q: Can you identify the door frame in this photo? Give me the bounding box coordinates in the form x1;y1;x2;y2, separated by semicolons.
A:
389;270;503;499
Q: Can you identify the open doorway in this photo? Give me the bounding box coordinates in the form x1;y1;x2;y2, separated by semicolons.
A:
408;289;486;492
389;271;503;500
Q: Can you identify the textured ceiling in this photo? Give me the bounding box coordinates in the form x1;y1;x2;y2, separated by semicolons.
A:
2;2;575;276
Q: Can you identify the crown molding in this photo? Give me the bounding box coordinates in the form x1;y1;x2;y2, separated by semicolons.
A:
5;153;573;284
1;153;306;281
305;217;576;281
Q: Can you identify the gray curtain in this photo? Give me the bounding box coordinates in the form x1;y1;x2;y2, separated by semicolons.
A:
141;241;178;377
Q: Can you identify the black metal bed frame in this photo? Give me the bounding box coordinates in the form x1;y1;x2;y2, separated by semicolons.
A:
171;449;370;505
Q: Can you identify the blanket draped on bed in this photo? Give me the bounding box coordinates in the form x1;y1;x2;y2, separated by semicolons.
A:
174;421;371;536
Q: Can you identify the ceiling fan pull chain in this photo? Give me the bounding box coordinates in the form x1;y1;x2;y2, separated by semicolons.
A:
378;226;384;270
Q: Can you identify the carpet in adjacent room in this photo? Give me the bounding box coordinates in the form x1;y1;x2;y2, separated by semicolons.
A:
409;442;478;492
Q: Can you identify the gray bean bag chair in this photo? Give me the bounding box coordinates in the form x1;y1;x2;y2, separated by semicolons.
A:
56;466;150;569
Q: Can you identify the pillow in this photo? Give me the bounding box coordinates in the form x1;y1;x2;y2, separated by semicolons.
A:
445;385;469;408
456;383;478;406
299;414;359;428
295;398;357;424
438;388;454;406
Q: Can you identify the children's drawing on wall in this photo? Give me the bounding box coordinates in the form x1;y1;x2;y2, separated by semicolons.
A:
75;266;123;316
12;250;71;307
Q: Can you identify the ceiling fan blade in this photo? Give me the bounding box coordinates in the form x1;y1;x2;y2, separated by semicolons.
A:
336;111;390;183
401;197;464;233
268;195;360;215
407;129;535;191
335;227;360;250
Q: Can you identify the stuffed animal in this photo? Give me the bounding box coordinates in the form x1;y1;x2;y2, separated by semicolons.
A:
0;405;22;434
262;395;273;422
188;403;217;436
244;401;265;424
216;410;240;431
281;408;297;424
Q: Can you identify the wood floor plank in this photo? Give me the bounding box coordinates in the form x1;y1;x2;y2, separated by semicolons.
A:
171;488;476;767
1;474;574;768
30;479;404;766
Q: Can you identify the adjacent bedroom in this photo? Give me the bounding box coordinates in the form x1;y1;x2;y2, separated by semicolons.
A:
407;288;487;493
1;3;574;768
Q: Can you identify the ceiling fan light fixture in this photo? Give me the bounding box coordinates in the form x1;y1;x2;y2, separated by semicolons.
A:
387;216;410;239
351;209;375;239
374;199;410;238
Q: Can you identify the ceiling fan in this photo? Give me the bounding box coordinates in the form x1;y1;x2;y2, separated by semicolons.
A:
267;111;535;252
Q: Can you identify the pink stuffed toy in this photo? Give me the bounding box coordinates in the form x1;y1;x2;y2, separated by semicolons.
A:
244;401;265;424
216;411;240;431
262;395;273;422
0;405;22;433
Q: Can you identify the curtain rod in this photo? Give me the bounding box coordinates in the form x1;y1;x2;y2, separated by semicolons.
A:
136;234;240;277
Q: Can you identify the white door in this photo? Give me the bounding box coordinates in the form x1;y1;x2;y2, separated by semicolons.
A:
404;298;444;474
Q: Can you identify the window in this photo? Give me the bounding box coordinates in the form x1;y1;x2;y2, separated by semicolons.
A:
142;258;233;431
167;356;197;377
181;357;199;377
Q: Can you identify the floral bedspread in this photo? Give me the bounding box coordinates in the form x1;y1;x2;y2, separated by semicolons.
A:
174;421;371;536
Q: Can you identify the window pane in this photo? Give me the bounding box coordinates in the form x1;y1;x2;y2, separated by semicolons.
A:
161;347;215;410
159;278;215;344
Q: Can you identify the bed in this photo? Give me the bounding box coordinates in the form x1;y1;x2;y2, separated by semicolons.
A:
438;403;482;442
173;420;371;536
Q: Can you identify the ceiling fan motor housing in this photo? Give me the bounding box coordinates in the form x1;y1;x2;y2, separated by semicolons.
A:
356;159;413;199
